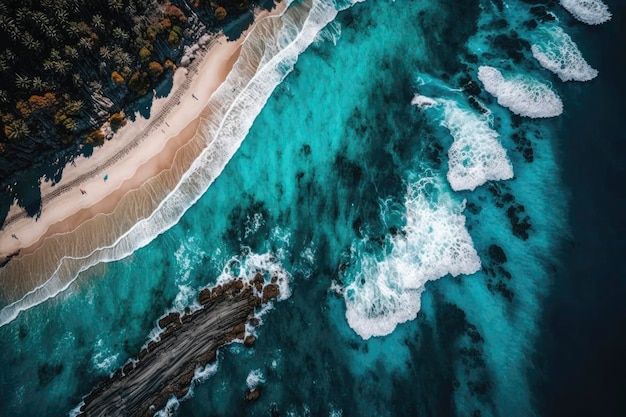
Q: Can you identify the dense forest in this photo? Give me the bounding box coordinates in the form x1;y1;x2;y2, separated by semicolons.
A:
0;0;270;223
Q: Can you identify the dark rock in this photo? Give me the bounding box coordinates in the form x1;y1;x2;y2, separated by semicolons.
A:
488;245;507;264
245;388;261;401
262;284;280;303
122;362;134;376
78;275;266;417
158;312;180;329
244;335;256;347
198;288;212;305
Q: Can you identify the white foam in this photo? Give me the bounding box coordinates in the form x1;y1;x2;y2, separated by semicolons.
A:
0;0;348;328
531;25;598;81
344;176;481;339
183;360;220;399
560;0;612;25
411;94;438;109
91;338;120;374
477;66;563;118
244;212;265;238
246;368;266;390
153;396;180;417
217;250;292;301
439;100;513;191
68;402;84;417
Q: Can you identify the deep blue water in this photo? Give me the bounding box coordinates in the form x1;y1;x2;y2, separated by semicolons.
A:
0;0;624;416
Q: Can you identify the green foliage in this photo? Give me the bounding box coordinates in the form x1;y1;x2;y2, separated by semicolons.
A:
127;72;150;95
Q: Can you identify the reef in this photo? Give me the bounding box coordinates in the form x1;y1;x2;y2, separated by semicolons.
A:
77;274;281;417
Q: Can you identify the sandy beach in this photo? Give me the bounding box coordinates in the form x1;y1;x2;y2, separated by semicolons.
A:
0;3;286;297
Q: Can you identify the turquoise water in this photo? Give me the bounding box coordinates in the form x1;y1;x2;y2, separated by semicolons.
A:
0;0;622;416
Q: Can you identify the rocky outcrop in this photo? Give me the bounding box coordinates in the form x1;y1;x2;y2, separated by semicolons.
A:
77;277;281;417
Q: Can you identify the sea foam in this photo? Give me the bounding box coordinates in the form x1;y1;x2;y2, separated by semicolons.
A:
531;25;598;82
343;176;481;339
560;0;612;25
0;0;343;328
440;100;514;191
477;66;563;118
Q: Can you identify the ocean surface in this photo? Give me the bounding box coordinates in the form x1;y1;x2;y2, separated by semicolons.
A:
1;0;624;416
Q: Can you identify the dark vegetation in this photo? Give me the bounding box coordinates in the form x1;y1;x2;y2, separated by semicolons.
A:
0;0;269;223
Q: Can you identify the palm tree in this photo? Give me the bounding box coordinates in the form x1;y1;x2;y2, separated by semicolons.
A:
64;45;79;60
67;21;82;38
43;60;55;71
66;100;84;114
0;17;20;41
22;33;43;52
0;90;8;103
53;60;71;76
112;27;129;41
50;49;62;61
78;37;93;50
15;8;29;23
32;77;45;91
15;74;31;90
92;15;105;31
0;57;9;72
6;120;30;140
55;9;69;24
44;26;60;43
5;49;16;63
33;12;50;27
108;0;124;12
99;46;112;60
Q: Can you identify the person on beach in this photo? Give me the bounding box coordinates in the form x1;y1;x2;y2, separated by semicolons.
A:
80;188;87;195
104;174;108;182
192;93;198;100
11;234;18;240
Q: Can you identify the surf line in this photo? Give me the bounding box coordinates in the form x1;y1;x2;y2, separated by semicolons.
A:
75;274;283;417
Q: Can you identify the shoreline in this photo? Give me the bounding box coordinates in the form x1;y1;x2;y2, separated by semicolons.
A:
0;4;285;281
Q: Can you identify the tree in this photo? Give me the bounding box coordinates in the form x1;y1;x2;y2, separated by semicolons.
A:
148;61;163;77
112;27;129;41
167;30;179;47
15;74;31;90
85;130;105;146
111;71;125;83
215;7;227;21
109;112;125;131
165;4;187;23
108;0;124;12
139;46;152;61
4;119;30;140
128;71;150;95
99;46;112;60
91;15;105;31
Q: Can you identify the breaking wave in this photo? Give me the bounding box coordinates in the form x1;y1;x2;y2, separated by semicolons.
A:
343;176;481;339
439;99;514;191
531;25;598;82
560;0;612;25
477;66;563;118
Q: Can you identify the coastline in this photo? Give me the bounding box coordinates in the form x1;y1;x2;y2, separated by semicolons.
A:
0;3;286;302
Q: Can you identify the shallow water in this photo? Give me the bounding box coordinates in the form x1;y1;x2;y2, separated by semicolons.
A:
0;0;624;416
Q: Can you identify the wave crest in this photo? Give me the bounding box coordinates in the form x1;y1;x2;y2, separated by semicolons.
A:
343;176;481;339
560;0;612;25
531;25;598;82
477;66;563;118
